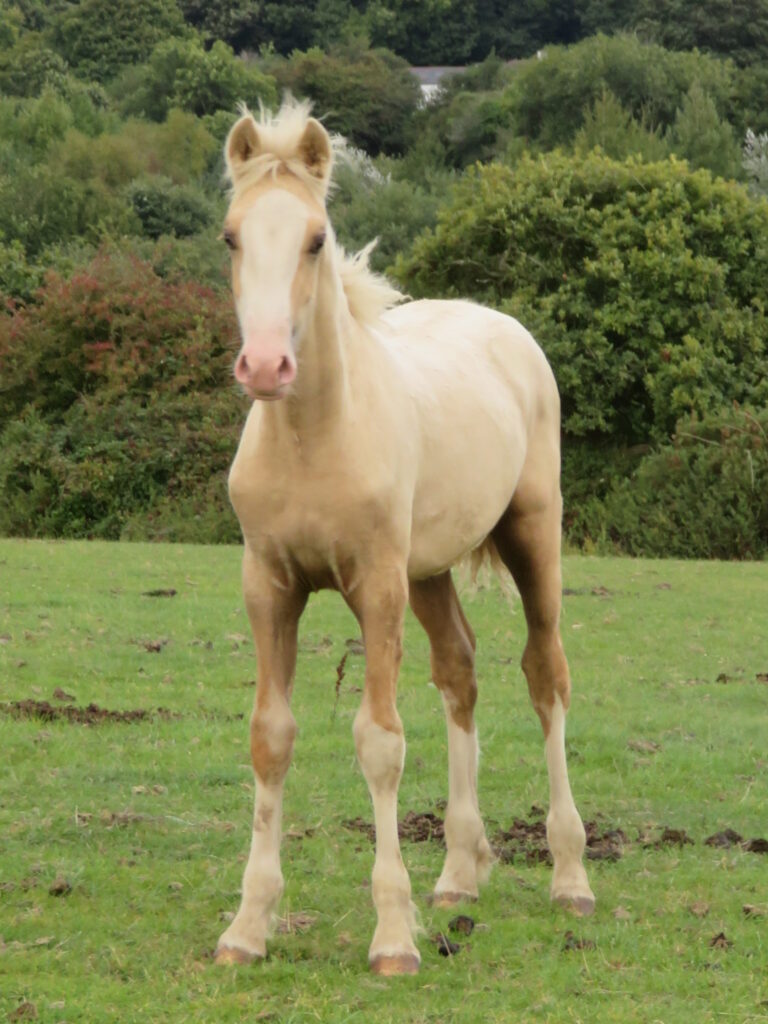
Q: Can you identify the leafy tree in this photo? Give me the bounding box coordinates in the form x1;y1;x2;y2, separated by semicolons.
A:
633;0;768;67
366;0;481;65
0;36;70;97
113;37;277;121
0;89;97;161
730;61;768;135
1;0;68;33
438;90;515;166
330;149;450;270
395;151;768;447
126;176;215;239
0;250;244;542
50;0;188;83
472;0;581;60
178;0;262;50
573;0;635;36
504;34;735;150
266;46;420;155
51;111;218;190
574;88;670;161
667;80;742;178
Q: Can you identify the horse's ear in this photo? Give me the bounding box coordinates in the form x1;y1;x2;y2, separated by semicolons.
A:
225;114;262;181
297;118;333;189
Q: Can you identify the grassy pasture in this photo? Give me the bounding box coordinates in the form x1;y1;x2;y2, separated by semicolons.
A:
0;539;766;1023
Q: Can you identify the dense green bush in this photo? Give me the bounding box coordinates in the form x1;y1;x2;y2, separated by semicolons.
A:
633;0;768;67
264;46;420;156
0;36;69;96
573;89;671;162
49;0;188;83
126;176;215;240
572;407;768;558
0;251;245;541
503;34;735;150
396;151;768;556
112;37;277;122
396;151;768;447
330;151;451;272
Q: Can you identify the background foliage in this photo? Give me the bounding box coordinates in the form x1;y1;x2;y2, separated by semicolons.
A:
1;0;767;557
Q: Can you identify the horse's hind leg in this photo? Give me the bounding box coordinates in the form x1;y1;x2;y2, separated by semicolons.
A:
493;497;595;915
409;572;493;905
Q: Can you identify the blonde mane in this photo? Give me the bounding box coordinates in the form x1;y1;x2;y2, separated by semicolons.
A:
227;99;404;329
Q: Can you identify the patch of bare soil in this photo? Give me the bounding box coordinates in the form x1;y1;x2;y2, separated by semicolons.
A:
705;829;743;848
433;932;461;956
493;816;626;865
704;830;768;854
639;826;694;849
448;915;475;936
562;586;615;597
48;875;72;896
0;699;177;725
343;810;445;845
562;930;595;951
9;1003;37;1022
494;817;549;864
585;822;627;861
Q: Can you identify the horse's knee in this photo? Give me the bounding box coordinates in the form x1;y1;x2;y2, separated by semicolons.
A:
354;706;404;792
250;700;296;784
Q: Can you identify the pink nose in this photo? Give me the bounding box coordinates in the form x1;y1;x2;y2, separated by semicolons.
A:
234;346;297;395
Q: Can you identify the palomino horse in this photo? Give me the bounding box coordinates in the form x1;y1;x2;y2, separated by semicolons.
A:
215;101;594;975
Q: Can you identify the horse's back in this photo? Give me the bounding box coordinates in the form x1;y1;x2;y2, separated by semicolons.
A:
380;298;557;409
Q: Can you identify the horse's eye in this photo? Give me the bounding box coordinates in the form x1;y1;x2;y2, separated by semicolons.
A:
222;229;237;251
308;231;326;256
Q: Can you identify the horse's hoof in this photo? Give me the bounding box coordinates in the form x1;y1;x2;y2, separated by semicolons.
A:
214;944;263;965
370;952;420;976
431;891;477;908
553;893;595;917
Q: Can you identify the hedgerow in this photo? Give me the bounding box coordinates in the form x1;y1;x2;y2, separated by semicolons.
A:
395;151;768;556
0;250;245;541
571;407;768;559
396;151;768;445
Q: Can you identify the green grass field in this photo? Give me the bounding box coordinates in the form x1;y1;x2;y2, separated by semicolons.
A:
1;539;766;1023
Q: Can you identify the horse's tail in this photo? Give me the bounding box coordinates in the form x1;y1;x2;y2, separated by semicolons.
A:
467;535;505;582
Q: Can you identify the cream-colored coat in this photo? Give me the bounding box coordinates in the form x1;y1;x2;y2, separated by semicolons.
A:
230;292;559;587
214;102;593;976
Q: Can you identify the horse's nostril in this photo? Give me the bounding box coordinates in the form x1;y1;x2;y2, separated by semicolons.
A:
277;355;296;384
234;352;250;382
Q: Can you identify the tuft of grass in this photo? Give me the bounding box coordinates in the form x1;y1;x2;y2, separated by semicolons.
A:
1;539;766;1023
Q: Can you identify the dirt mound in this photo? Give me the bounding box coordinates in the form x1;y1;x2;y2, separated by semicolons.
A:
0;700;175;725
343;810;445;845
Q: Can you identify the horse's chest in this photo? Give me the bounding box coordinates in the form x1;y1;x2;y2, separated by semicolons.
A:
229;450;397;579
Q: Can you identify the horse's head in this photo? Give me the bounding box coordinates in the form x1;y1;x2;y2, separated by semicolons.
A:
223;104;334;401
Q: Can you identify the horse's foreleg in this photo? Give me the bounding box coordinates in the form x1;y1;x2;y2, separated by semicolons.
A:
494;501;595;916
215;549;307;964
347;563;420;975
409;572;493;905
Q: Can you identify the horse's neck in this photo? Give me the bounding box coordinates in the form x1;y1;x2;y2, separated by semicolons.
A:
262;251;352;440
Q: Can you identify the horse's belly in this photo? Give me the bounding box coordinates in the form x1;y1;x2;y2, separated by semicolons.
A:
407;411;526;579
